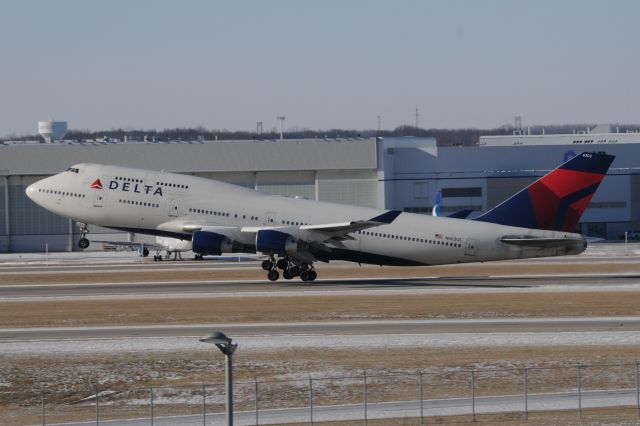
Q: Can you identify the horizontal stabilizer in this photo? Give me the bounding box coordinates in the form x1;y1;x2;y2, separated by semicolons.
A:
448;209;473;219
500;236;583;248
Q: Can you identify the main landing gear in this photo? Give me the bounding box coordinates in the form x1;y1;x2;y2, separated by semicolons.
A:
261;256;317;282
77;222;90;250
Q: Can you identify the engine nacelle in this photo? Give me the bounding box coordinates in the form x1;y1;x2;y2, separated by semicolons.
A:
191;231;233;255
256;229;308;256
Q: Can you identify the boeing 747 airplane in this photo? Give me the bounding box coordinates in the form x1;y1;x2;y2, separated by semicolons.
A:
25;152;614;281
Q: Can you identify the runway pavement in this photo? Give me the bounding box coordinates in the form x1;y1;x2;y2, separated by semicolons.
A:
3;273;640;299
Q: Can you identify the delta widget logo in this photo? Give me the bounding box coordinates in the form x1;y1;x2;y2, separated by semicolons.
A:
90;178;164;196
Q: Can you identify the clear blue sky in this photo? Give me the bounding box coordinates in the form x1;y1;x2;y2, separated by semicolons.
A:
1;0;639;137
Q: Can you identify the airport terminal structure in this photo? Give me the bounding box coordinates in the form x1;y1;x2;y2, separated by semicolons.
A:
1;130;640;252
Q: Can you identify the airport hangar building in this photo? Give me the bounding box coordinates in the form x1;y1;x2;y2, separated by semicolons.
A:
0;132;639;253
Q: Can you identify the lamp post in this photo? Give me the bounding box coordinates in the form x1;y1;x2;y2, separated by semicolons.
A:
200;332;238;426
277;116;285;140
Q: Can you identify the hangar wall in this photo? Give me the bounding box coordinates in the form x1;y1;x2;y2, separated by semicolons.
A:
381;135;640;239
0;138;380;252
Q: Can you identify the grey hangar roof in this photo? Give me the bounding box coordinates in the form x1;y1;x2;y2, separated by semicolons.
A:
0;138;378;176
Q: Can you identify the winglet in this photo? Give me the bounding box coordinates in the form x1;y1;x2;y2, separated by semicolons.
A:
369;210;402;224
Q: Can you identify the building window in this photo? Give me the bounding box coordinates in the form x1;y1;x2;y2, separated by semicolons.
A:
588;201;627;208
413;182;429;199
442;187;482;198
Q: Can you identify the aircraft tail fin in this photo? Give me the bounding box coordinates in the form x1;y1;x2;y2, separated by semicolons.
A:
432;191;442;217
474;152;614;232
432;190;472;219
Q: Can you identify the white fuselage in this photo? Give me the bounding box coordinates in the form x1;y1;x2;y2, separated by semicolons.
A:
26;163;585;266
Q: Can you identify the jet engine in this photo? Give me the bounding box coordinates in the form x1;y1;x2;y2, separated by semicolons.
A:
255;229;309;257
191;230;233;255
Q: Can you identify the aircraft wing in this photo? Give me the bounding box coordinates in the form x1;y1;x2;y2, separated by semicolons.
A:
299;210;402;240
499;236;582;248
91;240;167;250
163;210;403;261
237;210;403;262
242;210;402;243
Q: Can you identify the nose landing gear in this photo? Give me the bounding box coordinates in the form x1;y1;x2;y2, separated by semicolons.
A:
77;222;90;250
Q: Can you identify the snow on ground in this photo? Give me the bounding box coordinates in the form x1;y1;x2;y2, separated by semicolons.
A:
5;278;640;303
0;250;142;265
0;250;264;266
6;331;640;355
582;241;640;256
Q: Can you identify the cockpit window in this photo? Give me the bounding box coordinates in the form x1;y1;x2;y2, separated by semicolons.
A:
65;167;80;173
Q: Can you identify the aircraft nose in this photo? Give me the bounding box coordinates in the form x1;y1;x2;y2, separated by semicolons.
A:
25;183;37;200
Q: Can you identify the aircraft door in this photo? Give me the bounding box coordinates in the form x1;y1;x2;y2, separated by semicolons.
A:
168;199;181;217
264;211;277;226
93;189;104;207
464;238;478;256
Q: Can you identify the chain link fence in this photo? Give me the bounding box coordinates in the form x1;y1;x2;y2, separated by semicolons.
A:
3;362;640;425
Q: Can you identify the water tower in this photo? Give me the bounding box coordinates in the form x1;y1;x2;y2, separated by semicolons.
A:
38;120;68;143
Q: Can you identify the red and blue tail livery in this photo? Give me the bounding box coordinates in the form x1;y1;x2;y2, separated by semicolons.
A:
475;152;615;232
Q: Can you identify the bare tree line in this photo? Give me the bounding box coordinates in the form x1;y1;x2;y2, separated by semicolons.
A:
5;123;639;147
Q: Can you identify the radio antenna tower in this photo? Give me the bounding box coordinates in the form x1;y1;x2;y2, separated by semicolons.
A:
514;116;523;135
415;105;419;128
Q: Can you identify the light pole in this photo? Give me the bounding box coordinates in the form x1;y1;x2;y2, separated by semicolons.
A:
277;116;285;140
200;332;238;426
